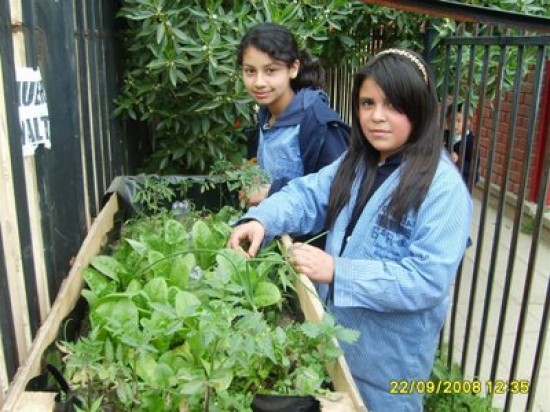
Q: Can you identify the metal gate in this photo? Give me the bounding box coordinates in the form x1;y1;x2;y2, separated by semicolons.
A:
328;16;550;412
437;31;550;412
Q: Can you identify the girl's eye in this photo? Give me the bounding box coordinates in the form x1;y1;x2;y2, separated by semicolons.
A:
243;68;255;75
360;98;374;107
266;68;276;74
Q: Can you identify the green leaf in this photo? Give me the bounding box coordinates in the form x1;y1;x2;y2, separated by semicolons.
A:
175;290;201;318
215;249;246;282
144;277;168;303
125;238;149;255
169;253;195;289
179;371;207;395
93;297;139;330
136;352;158;384
209;367;234;391
164;219;186;245
253;281;281;308
83;267;116;297
89;255;124;282
154;363;174;387
192;219;213;249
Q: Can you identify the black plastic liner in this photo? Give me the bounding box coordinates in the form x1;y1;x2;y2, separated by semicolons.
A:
251;394;320;412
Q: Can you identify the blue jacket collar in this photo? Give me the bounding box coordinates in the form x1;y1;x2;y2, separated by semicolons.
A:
257;88;329;127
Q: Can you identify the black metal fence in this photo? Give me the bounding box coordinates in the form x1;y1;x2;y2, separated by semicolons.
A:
328;23;550;412
439;32;550;412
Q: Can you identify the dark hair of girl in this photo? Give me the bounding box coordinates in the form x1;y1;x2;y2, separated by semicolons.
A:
237;22;325;91
325;50;441;229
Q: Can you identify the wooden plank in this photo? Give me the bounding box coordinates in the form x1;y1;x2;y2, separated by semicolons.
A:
13;392;55;412
318;392;355;412
281;235;367;411
2;194;119;412
294;274;367;412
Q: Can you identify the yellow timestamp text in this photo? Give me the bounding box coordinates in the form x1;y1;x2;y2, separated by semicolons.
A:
389;379;530;395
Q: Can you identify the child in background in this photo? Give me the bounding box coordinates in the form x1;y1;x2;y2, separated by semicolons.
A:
228;48;472;410
444;102;480;185
237;22;349;205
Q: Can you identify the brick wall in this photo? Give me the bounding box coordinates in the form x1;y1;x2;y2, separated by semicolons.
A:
475;61;550;206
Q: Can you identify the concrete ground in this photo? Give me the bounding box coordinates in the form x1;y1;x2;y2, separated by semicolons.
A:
446;190;550;411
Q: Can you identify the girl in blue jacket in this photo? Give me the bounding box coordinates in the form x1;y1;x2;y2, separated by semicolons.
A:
237;22;349;205
228;48;472;411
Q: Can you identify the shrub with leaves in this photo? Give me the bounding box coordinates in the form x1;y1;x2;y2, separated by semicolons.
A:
60;206;358;411
115;0;547;174
114;0;370;174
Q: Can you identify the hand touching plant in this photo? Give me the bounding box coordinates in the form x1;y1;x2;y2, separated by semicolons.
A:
227;220;265;259
286;242;335;283
229;227;335;283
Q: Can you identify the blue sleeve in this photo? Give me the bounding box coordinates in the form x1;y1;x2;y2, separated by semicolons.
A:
243;156;343;243
332;166;473;312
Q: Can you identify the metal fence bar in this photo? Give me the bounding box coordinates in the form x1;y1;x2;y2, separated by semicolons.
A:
446;40;465;371
490;45;526;385
506;49;549;410
86;0;106;213
474;44;508;378
461;41;491;376
73;0;94;226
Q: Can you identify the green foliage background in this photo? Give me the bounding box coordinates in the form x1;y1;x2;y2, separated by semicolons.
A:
115;0;549;174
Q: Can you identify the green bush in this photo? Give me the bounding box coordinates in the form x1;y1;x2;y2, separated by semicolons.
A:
115;0;546;174
114;0;371;174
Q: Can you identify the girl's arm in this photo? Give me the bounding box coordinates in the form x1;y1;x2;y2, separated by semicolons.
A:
238;156;342;245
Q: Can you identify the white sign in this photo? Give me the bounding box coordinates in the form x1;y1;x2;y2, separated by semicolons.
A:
16;67;51;156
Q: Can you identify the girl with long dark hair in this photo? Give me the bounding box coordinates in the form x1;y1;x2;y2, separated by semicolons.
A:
228;48;472;410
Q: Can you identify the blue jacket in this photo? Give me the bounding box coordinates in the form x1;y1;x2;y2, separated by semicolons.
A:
243;153;473;411
248;88;350;195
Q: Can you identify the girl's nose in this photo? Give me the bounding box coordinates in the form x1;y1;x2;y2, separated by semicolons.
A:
372;105;385;121
253;72;266;88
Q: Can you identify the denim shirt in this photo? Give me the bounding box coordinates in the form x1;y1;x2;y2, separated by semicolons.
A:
258;124;303;183
243;153;473;411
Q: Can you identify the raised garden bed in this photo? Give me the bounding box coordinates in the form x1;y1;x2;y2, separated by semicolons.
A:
2;179;366;412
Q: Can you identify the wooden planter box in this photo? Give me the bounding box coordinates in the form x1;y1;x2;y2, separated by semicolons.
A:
2;193;367;412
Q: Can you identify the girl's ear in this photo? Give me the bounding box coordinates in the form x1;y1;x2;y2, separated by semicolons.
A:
290;59;300;79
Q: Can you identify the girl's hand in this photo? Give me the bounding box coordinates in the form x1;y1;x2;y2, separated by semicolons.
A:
227;220;265;258
287;242;334;283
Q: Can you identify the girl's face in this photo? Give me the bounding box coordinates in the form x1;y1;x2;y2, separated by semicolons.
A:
358;78;412;162
241;46;299;114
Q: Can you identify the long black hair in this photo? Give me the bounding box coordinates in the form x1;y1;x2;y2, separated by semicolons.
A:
325;49;441;229
237;22;325;91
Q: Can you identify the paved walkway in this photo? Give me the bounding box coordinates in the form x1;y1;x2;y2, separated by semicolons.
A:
447;192;550;411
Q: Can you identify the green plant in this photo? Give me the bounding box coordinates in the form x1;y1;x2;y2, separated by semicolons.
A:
115;0;549;174
423;352;498;411
133;175;177;216
114;0;368;174
520;213;534;234
205;157;270;208
60;206;358;411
